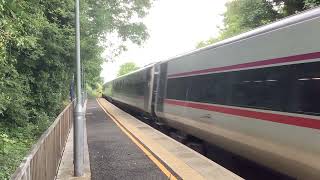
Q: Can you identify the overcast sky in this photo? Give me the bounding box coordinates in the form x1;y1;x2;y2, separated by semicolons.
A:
101;0;227;82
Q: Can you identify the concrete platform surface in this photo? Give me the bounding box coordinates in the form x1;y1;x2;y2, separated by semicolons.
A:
97;98;243;180
86;99;167;180
56;126;91;180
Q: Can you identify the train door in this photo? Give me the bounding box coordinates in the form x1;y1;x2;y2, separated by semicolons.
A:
144;69;152;112
151;63;160;115
154;63;168;115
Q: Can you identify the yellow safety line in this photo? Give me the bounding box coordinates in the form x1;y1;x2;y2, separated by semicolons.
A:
96;98;178;180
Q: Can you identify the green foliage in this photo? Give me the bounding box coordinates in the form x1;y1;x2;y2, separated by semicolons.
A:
104;84;113;97
196;37;221;49
304;0;320;8
80;0;151;89
87;83;103;97
0;122;41;180
117;62;139;76
272;0;320;16
196;0;320;48
0;0;152;178
221;0;280;39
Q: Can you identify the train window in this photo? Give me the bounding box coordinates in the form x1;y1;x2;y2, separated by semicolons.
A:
229;66;290;111
289;62;320;115
112;72;148;98
188;73;228;104
166;61;320;116
166;77;190;100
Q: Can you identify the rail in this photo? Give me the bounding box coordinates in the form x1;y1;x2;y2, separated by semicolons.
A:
11;101;74;180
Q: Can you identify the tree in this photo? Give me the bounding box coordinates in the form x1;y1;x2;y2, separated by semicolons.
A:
0;0;153;178
80;0;152;88
196;37;221;49
272;0;320;16
221;0;280;38
117;62;139;76
196;0;320;48
304;0;320;8
0;0;152;125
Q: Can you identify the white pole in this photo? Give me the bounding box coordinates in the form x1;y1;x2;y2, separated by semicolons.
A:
74;0;84;176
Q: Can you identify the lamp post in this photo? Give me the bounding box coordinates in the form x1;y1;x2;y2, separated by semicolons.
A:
74;0;84;176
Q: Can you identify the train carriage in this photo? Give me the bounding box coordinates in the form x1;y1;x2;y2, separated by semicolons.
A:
103;64;156;114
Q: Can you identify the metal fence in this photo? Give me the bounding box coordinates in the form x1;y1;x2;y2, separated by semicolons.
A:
11;102;74;180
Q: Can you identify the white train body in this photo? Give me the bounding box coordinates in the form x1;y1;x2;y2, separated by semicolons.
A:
104;8;320;179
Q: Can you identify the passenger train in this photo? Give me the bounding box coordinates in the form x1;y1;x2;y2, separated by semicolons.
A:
103;8;320;179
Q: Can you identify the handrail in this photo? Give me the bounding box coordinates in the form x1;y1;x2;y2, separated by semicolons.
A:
11;100;75;180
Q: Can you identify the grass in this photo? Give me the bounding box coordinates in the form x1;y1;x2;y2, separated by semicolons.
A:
0;125;36;180
0;116;52;180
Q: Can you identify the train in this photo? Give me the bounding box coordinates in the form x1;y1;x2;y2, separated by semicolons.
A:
103;7;320;179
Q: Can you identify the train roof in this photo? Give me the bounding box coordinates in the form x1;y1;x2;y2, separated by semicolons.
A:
160;7;320;64
104;62;158;84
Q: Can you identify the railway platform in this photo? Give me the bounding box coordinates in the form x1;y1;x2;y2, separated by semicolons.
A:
57;98;242;180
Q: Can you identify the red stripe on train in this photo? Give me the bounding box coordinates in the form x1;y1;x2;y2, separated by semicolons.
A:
168;52;320;78
164;99;320;130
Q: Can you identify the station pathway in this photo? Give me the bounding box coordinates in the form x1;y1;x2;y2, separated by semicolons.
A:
86;99;167;180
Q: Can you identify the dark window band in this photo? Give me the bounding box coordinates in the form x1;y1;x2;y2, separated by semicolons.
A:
166;62;320;116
